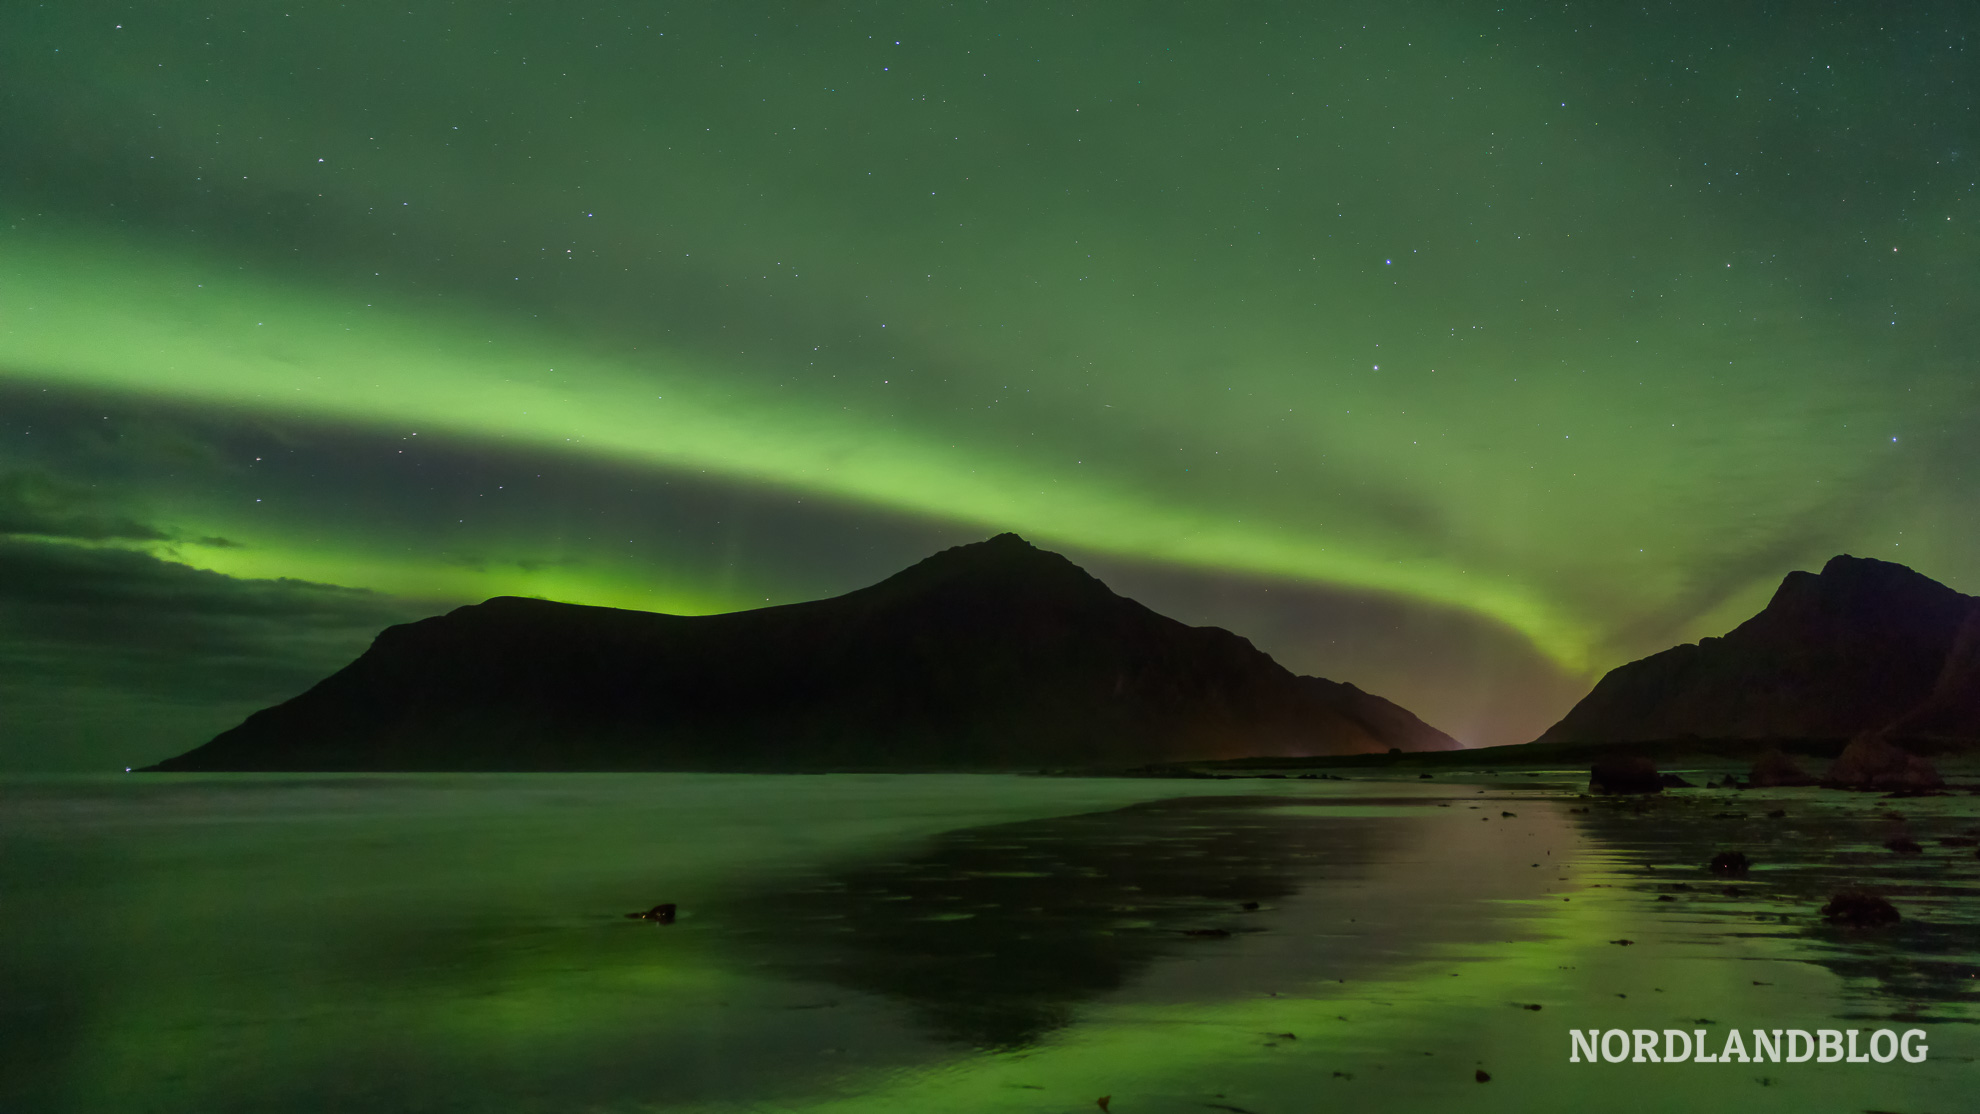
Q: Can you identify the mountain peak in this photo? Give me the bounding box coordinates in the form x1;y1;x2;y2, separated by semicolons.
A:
1540;556;1979;744
1740;554;1971;649
944;532;1044;559
1803;553;1953;597
1820;553;1917;578
865;533;1105;598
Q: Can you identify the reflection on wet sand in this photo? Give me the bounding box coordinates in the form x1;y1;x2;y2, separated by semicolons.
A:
1567;782;1980;1021
717;793;1578;1049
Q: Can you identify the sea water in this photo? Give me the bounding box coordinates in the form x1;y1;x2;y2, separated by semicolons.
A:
2;771;1973;1113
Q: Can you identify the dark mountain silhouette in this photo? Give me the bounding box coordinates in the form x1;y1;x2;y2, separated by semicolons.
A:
149;534;1458;771
1538;555;1980;744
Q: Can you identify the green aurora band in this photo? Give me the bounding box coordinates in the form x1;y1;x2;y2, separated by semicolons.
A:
6;227;1601;658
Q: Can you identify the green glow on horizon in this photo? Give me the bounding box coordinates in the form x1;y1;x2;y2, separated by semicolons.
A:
174;538;742;618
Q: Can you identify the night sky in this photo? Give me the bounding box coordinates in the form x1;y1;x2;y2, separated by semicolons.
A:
3;2;1975;770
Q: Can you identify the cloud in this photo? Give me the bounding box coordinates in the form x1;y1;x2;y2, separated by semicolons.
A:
0;537;438;769
0;471;247;552
0;469;170;542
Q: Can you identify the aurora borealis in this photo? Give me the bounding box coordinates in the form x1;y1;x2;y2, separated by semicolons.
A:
3;2;1976;768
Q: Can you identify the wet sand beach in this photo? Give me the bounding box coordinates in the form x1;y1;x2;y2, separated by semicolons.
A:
2;770;1973;1113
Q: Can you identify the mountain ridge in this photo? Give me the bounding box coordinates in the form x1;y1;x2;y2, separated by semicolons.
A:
1538;554;1980;744
149;534;1458;771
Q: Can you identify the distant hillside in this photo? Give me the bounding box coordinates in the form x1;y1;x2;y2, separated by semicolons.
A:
148;534;1459;771
1539;555;1980;745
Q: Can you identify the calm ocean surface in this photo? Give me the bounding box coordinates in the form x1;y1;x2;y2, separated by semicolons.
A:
2;771;1972;1113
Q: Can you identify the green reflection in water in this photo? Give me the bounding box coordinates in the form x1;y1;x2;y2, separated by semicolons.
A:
1;773;1972;1113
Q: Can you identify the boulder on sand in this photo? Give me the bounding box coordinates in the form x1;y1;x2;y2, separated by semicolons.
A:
1819;890;1899;926
1748;748;1817;788
1708;851;1751;875
1820;734;1944;792
1589;756;1663;795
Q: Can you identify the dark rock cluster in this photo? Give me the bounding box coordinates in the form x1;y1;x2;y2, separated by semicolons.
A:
1819;890;1900;927
1589;756;1663;794
1747;748;1817;788
1820;734;1946;792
